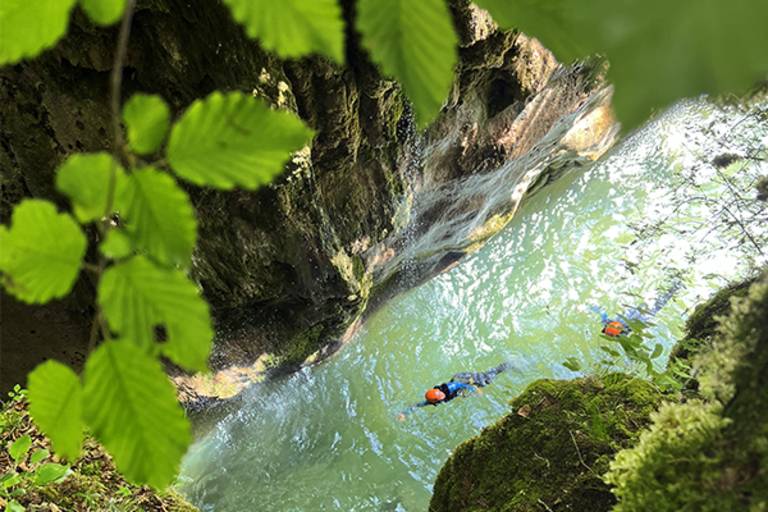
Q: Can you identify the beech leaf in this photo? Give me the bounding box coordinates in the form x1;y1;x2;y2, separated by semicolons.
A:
117;167;196;268
83;340;191;488
98;256;213;372
167;91;314;190
223;0;344;63
356;0;458;128
0;0;78;65
27;360;84;461
0;200;86;304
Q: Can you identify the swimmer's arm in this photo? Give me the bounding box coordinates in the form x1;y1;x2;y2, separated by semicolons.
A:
590;305;610;323
397;401;431;421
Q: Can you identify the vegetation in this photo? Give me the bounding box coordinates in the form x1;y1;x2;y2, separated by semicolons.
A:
430;272;768;511
0;395;197;511
430;374;662;511
474;0;768;126
605;273;768;511
1;0;767;500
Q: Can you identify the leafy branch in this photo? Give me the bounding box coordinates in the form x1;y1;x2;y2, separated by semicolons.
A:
2;0;768;492
1;0;313;489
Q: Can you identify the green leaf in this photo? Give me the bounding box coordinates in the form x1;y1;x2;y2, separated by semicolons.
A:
99;229;133;259
599;345;621;358
223;0;344;63
27;360;84;461
356;0;457;128
29;449;50;466
8;436;31;465
5;499;25;512
0;226;9;270
0;0;78;65
474;0;768;128
117;167;196;267
0;473;22;490
654;372;683;391
33;463;69;485
167;91;314;189
55;153;125;223
562;357;581;372
0;201;86;304
122;94;171;155
79;0;126;25
99;256;213;372
82;340;191;488
618;337;638;357
650;343;664;360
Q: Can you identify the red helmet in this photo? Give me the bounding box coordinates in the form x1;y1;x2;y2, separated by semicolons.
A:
603;321;625;337
425;388;446;403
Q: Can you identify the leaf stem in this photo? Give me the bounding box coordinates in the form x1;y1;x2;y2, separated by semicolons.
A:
89;0;137;353
109;0;136;170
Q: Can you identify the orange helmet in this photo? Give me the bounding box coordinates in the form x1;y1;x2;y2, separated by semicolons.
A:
603;321;625;337
425;388;446;403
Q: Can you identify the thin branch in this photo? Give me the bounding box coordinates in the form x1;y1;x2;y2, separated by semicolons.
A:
537;499;555;512
109;0;136;169
83;262;101;274
105;0;136;216
88;0;136;353
569;430;596;475
87;310;102;352
719;202;765;257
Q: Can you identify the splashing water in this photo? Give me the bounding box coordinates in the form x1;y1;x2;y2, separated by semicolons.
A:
178;99;768;511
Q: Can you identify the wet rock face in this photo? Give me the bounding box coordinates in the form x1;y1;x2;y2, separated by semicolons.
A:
0;0;616;400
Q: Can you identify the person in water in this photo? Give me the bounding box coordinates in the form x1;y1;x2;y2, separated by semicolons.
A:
592;276;684;337
397;362;511;420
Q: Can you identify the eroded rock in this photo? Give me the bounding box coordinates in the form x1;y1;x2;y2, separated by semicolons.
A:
0;0;617;402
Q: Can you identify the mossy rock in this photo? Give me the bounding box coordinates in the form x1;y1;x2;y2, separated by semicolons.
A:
429;373;662;512
606;272;768;511
0;398;198;511
680;277;755;347
667;276;757;393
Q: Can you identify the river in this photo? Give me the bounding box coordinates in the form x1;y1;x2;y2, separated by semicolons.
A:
178;98;768;511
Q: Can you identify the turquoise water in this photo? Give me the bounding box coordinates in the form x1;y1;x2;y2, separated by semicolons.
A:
179;100;768;511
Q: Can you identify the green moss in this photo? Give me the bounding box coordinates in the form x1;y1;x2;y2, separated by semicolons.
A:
606;272;768;511
273;324;326;368
666;277;756;392
679;277;754;349
429;373;662;512
0;399;198;511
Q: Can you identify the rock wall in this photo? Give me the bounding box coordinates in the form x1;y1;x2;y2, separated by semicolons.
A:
0;0;616;401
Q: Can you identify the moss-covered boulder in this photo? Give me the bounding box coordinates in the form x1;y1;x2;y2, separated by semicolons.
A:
666;276;757;394
0;398;197;511
605;273;768;511
429;373;661;512
683;279;755;345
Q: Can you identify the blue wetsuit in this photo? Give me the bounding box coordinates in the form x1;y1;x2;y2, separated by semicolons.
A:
400;362;510;417
434;381;477;403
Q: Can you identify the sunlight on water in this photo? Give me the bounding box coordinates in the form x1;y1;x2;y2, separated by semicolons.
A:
178;100;767;511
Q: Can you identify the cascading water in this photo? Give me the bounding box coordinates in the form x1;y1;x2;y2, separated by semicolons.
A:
178;98;767;511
